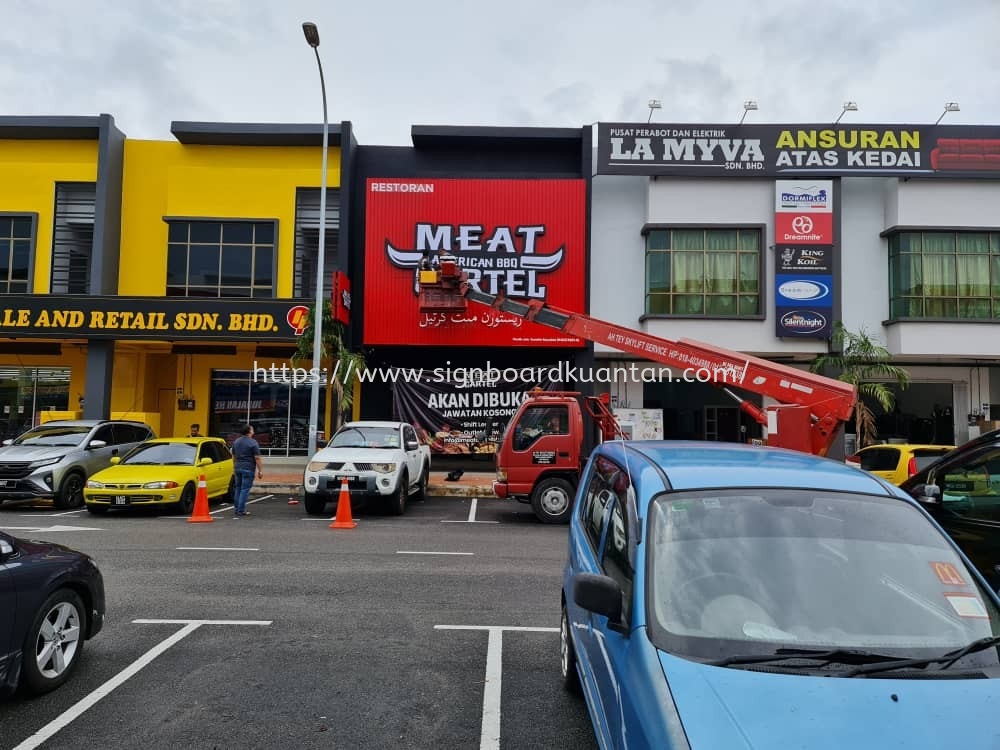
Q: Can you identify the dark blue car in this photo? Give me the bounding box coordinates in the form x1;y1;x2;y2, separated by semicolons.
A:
561;441;1000;749
1;530;105;697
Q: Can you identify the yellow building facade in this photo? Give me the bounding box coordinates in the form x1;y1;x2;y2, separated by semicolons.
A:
0;116;353;455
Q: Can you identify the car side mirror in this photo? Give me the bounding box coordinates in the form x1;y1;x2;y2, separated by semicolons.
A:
199;457;213;465
1;439;11;446
88;440;107;449
109;456;121;465
572;573;627;634
0;539;14;559
406;441;419;451
918;483;941;504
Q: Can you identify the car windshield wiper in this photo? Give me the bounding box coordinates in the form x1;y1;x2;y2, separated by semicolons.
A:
841;635;1000;677
705;646;903;668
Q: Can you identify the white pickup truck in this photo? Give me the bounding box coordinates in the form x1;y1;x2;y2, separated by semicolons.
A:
302;420;432;516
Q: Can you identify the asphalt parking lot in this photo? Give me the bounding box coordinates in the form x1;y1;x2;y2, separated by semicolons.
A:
0;494;598;750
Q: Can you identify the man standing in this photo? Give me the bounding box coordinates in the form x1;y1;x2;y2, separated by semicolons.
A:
232;424;263;517
188;424;201;437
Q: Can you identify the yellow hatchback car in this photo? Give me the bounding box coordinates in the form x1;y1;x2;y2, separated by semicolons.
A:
847;443;955;486
83;437;235;515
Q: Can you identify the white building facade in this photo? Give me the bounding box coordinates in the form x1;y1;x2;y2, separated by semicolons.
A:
589;121;1000;451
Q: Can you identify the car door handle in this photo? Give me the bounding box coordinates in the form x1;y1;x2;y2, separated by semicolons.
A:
559;451;570;457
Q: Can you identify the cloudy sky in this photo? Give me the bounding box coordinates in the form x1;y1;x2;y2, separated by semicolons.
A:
2;0;998;145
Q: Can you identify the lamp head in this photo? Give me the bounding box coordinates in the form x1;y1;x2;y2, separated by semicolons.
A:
302;22;320;48
944;102;960;112
743;100;758;111
842;101;858;112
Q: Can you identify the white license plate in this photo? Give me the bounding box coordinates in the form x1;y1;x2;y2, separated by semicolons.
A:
334;475;357;482
0;480;14;488
114;495;129;506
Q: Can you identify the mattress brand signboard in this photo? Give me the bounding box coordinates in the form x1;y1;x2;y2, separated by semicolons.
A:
773;180;835;339
595;123;1000;177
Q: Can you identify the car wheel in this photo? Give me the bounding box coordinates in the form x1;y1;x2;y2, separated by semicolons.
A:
174;483;196;515
415;466;429;501
303;492;327;516
531;478;575;524
54;472;85;510
387;471;407;516
20;589;86;696
560;604;581;695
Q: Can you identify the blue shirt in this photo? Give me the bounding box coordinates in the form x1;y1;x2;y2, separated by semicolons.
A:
232;435;260;472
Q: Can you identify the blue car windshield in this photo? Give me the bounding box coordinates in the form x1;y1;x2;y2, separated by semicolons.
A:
647;489;1000;660
122;443;196;465
328;427;400;449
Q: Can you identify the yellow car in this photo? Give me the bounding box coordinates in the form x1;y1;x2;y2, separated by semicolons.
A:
83;437;235;515
847;443;955;486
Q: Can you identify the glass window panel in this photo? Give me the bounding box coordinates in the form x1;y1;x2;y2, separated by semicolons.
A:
957;233;989;253
672;230;704;250
993;300;1000;318
189;222;221;244
922;255;955;296
0;218;9;238
738;295;759;316
959;299;990;318
739;254;758;293
11;218;32;239
10;240;30;281
957;256;989;297
219;287;252;298
992;233;1000;254
892;297;923;317
706;253;736;293
8;280;28;294
646;294;669;315
673;295;704;314
166;285;187;297
672;253;704;293
891;253;922;296
705;295;736;315
254;246;273;286
166;244;188;286
922;232;955;253
222;223;253;244
167;223;188;243
924;298;956;317
186;286;220;297
645;252;670;293
992;257;1000;297
647;230;670;251
220;245;252;286
898;233;921;252
254;222;274;245
706;230;737;251
738;230;760;251
187;247;220;286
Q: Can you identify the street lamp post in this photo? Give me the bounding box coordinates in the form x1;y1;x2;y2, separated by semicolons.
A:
303;21;329;458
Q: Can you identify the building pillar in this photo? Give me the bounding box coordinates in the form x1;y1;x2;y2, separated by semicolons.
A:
83;340;113;419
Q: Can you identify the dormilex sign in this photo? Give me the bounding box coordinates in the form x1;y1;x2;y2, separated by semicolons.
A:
595;123;1000;177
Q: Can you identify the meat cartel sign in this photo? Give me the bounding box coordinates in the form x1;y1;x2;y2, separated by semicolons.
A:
596;123;1000;177
363;178;587;346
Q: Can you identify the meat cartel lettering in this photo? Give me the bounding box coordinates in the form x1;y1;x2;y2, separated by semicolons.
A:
385;222;567;300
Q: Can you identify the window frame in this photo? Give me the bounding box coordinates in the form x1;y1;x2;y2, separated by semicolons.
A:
162;217;278;299
885;227;1000;322
0;212;38;295
639;223;766;321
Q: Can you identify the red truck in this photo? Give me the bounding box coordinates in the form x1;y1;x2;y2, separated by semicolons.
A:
415;256;857;523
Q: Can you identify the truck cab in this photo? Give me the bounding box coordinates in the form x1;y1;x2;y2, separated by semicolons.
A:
493;392;589;523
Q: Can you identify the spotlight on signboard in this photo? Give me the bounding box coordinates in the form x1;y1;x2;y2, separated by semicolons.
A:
834;101;858;124
647;99;662;123
739;100;758;125
935;102;960;125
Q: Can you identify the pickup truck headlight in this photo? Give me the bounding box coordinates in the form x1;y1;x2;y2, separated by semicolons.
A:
307;461;327;472
143;481;179;489
372;463;396;473
86;480;104;489
29;456;62;469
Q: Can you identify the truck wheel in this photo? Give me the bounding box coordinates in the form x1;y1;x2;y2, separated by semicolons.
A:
303;493;327;516
415;465;429;500
387;471;408;516
531;478;574;524
54;472;86;510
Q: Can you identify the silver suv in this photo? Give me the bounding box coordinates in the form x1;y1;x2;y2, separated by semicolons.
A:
0;420;155;509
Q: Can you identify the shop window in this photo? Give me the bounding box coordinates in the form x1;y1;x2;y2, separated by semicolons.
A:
643;227;761;317
0;215;35;294
889;230;1000;320
165;220;276;298
293;188;340;299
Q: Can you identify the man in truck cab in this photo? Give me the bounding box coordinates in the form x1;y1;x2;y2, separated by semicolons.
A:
514;408;568;450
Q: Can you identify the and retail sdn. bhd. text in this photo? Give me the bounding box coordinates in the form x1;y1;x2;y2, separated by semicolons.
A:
252;360;750;388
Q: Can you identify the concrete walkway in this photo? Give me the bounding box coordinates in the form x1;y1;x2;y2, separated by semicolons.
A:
249;460;495;498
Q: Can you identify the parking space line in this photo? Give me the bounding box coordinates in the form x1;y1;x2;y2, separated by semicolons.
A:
11;618;272;749
16;509;86;517
160;494;274;518
397;550;474;555
434;625;558;749
176;547;260;551
440;497;499;524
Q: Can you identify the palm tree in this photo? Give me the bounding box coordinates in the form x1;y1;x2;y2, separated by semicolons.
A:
810;322;911;449
291;299;367;431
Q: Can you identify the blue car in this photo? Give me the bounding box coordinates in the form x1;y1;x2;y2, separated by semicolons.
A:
561;441;1000;749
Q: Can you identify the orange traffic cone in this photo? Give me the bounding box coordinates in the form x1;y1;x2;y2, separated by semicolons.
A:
187;474;213;523
330;477;357;529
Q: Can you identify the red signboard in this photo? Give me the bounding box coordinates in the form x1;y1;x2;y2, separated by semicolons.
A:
774;212;833;244
332;271;351;326
363;178;586;347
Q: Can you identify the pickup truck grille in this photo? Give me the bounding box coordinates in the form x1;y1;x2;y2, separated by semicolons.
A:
0;462;33;479
322;462;374;472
